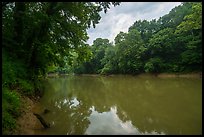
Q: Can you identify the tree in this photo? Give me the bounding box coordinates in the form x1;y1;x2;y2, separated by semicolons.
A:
157;2;193;30
175;2;202;71
2;2;120;78
176;2;201;33
101;45;118;74
73;38;113;74
128;19;159;44
2;2;121;134
72;2;201;74
144;58;164;73
115;29;145;74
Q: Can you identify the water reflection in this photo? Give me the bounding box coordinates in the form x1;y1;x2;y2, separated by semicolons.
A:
69;98;80;108
34;75;202;135
85;106;165;135
54;97;80;109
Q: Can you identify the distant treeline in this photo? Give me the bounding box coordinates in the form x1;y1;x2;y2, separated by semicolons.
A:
73;2;202;74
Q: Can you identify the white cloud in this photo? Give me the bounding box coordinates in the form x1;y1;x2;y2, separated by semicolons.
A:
85;106;165;135
87;2;181;45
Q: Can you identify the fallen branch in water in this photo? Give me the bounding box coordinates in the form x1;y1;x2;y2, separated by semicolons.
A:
33;113;50;128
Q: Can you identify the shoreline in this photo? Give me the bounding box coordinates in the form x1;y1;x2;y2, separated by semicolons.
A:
155;72;202;78
76;72;202;78
13;95;43;135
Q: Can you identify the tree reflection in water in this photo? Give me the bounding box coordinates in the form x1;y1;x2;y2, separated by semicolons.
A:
34;75;201;135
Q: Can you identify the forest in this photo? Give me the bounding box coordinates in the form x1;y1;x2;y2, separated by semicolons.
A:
72;2;202;74
2;2;202;135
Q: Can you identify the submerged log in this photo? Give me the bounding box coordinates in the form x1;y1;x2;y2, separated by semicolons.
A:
33;113;50;128
43;109;50;114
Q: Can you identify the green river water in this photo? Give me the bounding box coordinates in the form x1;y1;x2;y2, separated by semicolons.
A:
33;75;202;135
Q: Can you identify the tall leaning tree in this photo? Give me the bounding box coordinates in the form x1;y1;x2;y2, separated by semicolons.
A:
2;2;120;86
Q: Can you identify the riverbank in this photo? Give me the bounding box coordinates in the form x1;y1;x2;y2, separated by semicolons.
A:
138;72;202;78
77;72;202;78
13;95;43;135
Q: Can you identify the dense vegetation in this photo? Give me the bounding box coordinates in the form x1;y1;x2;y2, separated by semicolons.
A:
2;2;119;134
73;2;202;75
2;2;201;135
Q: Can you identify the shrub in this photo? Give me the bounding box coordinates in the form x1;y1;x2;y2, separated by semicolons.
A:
144;58;164;73
18;79;34;96
2;111;16;135
2;88;21;117
2;88;21;135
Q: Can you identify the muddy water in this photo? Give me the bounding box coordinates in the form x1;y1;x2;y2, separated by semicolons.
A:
33;75;202;135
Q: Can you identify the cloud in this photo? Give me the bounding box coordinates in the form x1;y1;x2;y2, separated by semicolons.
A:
85;106;165;135
87;2;181;45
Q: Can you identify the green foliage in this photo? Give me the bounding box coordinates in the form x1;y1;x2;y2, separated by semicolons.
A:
74;2;201;75
75;44;93;63
3;49;35;94
2;88;21;135
129;19;159;43
2;111;16;135
176;2;202;33
2;88;21;117
115;29;145;74
2;2;120;78
147;28;182;66
101;46;118;74
73;38;113;74
157;2;193;30
2;54;17;86
2;2;201;133
3;2;121;134
2;49;27;87
73;64;87;74
47;65;59;73
174;2;202;72
18;80;34;96
144;58;164;73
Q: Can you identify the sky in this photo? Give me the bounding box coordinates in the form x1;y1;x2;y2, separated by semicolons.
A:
86;2;182;45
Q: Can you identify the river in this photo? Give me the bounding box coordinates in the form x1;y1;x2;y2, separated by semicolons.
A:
33;74;202;135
